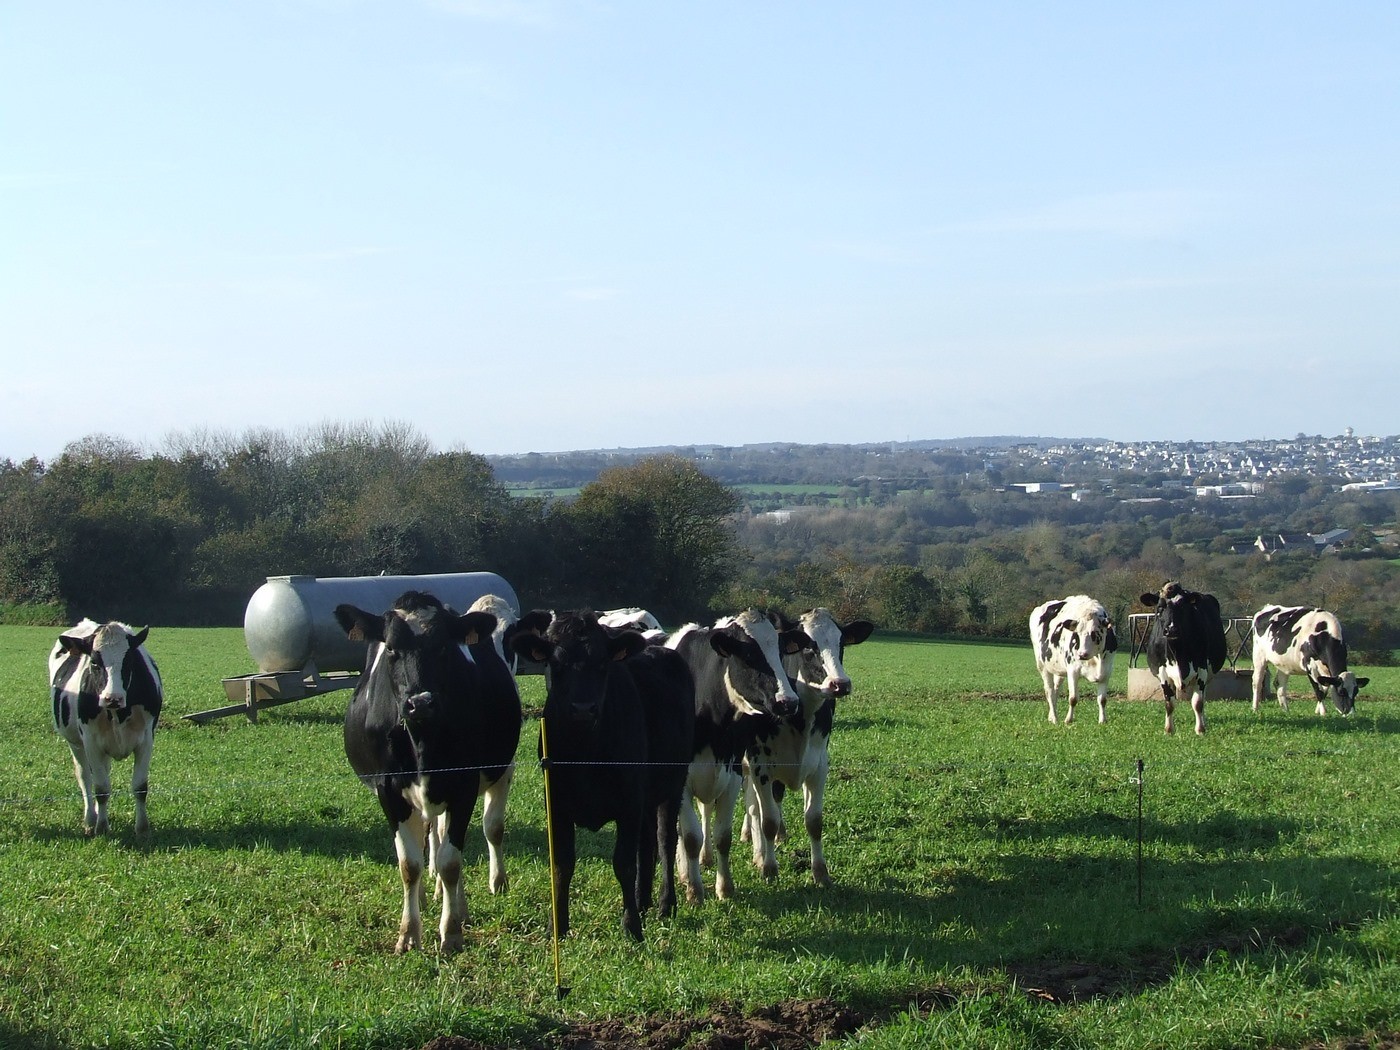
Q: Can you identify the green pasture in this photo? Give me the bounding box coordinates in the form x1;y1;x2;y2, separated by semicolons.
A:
1;626;1397;1049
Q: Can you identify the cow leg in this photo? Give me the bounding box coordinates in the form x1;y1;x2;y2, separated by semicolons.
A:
1191;678;1207;735
1251;661;1269;712
711;773;741;900
652;795;681;918
65;740;99;835
392;810;428;953
90;748;114;836
1161;680;1176;735
745;766;781;881
1063;672;1079;725
435;807;472;956
130;728;155;835
1275;672;1291;711
677;787;706;905
1042;671;1060;724
480;767;512;894
804;751;831;887
613;809;644;942
1309;679;1329;718
1095;679;1109;724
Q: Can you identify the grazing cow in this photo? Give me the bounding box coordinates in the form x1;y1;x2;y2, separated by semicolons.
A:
1139;581;1227;735
1250;605;1368;716
337;591;521;954
49;619;163;836
666;609;814;902
512;610;692;940
741;608;873;887
1029;595;1118;725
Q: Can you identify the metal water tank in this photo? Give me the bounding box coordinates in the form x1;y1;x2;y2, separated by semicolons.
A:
243;572;519;674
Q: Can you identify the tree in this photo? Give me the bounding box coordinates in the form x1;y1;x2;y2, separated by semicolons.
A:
562;456;741;621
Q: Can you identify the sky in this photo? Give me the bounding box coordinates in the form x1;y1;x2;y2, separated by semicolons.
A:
3;2;1398;462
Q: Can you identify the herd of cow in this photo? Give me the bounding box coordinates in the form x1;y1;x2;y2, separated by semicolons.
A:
47;580;1366;955
1031;582;1369;735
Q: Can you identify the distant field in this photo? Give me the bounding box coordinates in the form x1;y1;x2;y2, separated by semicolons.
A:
1;627;1397;1050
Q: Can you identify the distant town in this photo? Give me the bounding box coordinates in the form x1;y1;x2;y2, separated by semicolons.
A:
488;429;1400;497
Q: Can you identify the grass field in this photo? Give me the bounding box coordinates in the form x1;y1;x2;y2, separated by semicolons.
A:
1;625;1397;1049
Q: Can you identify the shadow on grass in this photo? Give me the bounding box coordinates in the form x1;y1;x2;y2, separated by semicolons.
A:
743;845;1393;1002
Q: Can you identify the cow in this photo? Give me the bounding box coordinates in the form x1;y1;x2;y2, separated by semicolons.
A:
665;609;814;903
49;619;163;836
740;608;873;887
1139;581;1227;735
1250;605;1368;716
1029;595;1118;725
336;591;521;954
510;610;693;941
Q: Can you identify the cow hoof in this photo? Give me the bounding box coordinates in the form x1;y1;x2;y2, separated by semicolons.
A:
490;873;508;895
394;935;419;955
812;863;831;888
622;913;644;942
761;860;779;881
715;876;735;900
440;932;464;956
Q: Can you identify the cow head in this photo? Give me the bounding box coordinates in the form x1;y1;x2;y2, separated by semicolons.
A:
511;610;645;727
1300;628;1369;715
57;622;150;711
335;591;494;730
709;609;813;718
1140;583;1193;643
774;608;874;697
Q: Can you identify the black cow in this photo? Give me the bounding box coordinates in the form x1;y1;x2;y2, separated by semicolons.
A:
49;619;164;836
1139;581;1227;735
512;610;692;941
336;591;521;955
665;609;814;902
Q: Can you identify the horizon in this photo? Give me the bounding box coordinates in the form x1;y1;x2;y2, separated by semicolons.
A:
5;3;1398;462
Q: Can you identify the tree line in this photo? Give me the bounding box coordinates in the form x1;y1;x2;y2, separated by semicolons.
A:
4;423;1399;661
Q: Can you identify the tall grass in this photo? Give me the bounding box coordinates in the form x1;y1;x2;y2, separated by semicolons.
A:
0;625;1396;1049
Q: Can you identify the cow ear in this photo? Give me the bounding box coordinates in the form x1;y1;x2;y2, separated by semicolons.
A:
1315;674;1337;687
129;627;150;648
1355;677;1370;689
458;611;498;646
709;630;741;658
843;620;875;646
1139;593;1159;608
781;629;816;655
608;630;648;661
335;603;384;644
58;633;94;655
517;609;554;637
1105;624;1119;652
510;632;550;665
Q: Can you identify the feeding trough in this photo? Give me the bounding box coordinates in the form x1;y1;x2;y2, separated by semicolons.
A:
1125;613;1255;701
189;571;518;723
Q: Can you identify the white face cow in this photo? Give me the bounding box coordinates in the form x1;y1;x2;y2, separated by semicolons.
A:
49;619;164;835
1029;595;1117;725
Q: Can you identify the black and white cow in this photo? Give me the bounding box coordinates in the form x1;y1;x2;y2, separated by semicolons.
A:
1139;581;1227;735
599;607;667;643
1250;605;1368;716
511;610;692;941
49;619;163;836
665;609;814;902
741;608;873;887
1029;595;1118;725
337;591;521;954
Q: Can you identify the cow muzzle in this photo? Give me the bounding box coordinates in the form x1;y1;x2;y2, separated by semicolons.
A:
98;693;126;711
403;691;434;719
820;677;851;698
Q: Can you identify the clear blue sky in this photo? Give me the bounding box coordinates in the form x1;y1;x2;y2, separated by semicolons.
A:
4;2;1397;462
